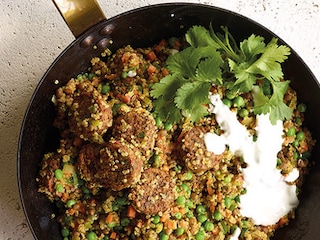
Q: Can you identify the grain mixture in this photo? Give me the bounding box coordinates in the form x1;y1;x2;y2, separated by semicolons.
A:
38;37;314;240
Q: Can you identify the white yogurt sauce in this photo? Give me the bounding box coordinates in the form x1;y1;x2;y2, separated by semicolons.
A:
229;227;241;240
205;94;299;226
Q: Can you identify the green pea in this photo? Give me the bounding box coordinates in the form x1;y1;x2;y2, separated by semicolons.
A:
82;186;90;194
61;228;69;237
242;220;250;228
293;151;300;159
152;154;161;168
197;214;207;223
293;139;300;147
169;37;179;47
297;103;307;113
101;84;111;94
233;96;245;108
86;231;97;240
294;117;302;125
117;197;129;206
195;230;205;240
222;98;232;108
65;216;73;225
186;199;194;209
174;212;182;220
88;73;96;80
56;184;64;193
54;169;63;180
77;74;84;81
276;158;282;166
213;211;223;221
180;183;190;192
175;227;184;236
164;122;173;131
159;231;169;240
196;205;206;214
155;116;162;127
122;71;128;79
186;210;194;218
204;221;214;232
66;199;76;208
296;131;305;141
175;165;182;173
121;217;130;227
252;135;258;142
286;127;296;137
224;197;232;209
238;108;249;118
226;90;237;100
107;222;118;228
176;196;186;206
152;215;161;224
223;175;232;183
185;171;193;180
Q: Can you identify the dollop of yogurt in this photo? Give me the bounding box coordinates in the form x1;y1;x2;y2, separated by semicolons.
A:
205;94;299;226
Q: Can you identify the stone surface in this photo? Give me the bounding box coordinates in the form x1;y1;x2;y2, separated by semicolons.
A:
0;0;319;239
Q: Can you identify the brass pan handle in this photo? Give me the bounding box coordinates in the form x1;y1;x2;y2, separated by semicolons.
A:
52;0;106;37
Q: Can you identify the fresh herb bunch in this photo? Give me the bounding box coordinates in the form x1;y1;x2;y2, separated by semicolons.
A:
150;24;292;125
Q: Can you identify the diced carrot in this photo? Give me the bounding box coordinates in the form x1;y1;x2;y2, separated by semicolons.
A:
179;207;187;215
105;74;118;80
110;232;117;239
209;202;216;212
160;212;170;222
136;220;143;228
165;219;177;230
161;68;169;76
127;205;137;218
147;64;157;75
61;193;69;202
207;187;214;195
278;217;288;226
162;164;169;172
118;94;131;104
217;192;223;202
154;39;167;52
105;213;114;224
146;51;157;61
47;177;54;192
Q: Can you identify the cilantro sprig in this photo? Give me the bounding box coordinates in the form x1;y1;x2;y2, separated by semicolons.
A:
150;24;292;125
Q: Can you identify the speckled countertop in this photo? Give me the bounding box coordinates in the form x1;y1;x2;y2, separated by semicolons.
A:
0;0;319;239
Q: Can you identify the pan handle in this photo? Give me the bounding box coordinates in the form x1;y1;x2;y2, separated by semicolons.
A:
52;0;106;38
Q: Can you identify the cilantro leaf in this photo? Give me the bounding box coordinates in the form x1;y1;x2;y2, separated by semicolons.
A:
186;25;220;48
228;60;257;92
151;23;292;125
175;81;211;122
150;74;185;123
253;81;292;124
247;38;290;81
240;34;266;62
166;46;221;80
151;43;223;124
197;52;223;84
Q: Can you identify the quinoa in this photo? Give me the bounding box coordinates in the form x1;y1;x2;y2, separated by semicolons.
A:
37;38;315;240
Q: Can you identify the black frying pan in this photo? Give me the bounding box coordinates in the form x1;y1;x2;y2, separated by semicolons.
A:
17;2;320;239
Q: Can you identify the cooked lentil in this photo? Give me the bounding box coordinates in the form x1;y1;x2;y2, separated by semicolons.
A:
37;38;315;240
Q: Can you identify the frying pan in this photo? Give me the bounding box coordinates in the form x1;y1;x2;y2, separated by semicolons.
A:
17;1;320;239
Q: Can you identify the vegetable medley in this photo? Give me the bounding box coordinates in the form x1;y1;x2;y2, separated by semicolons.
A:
37;24;315;240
